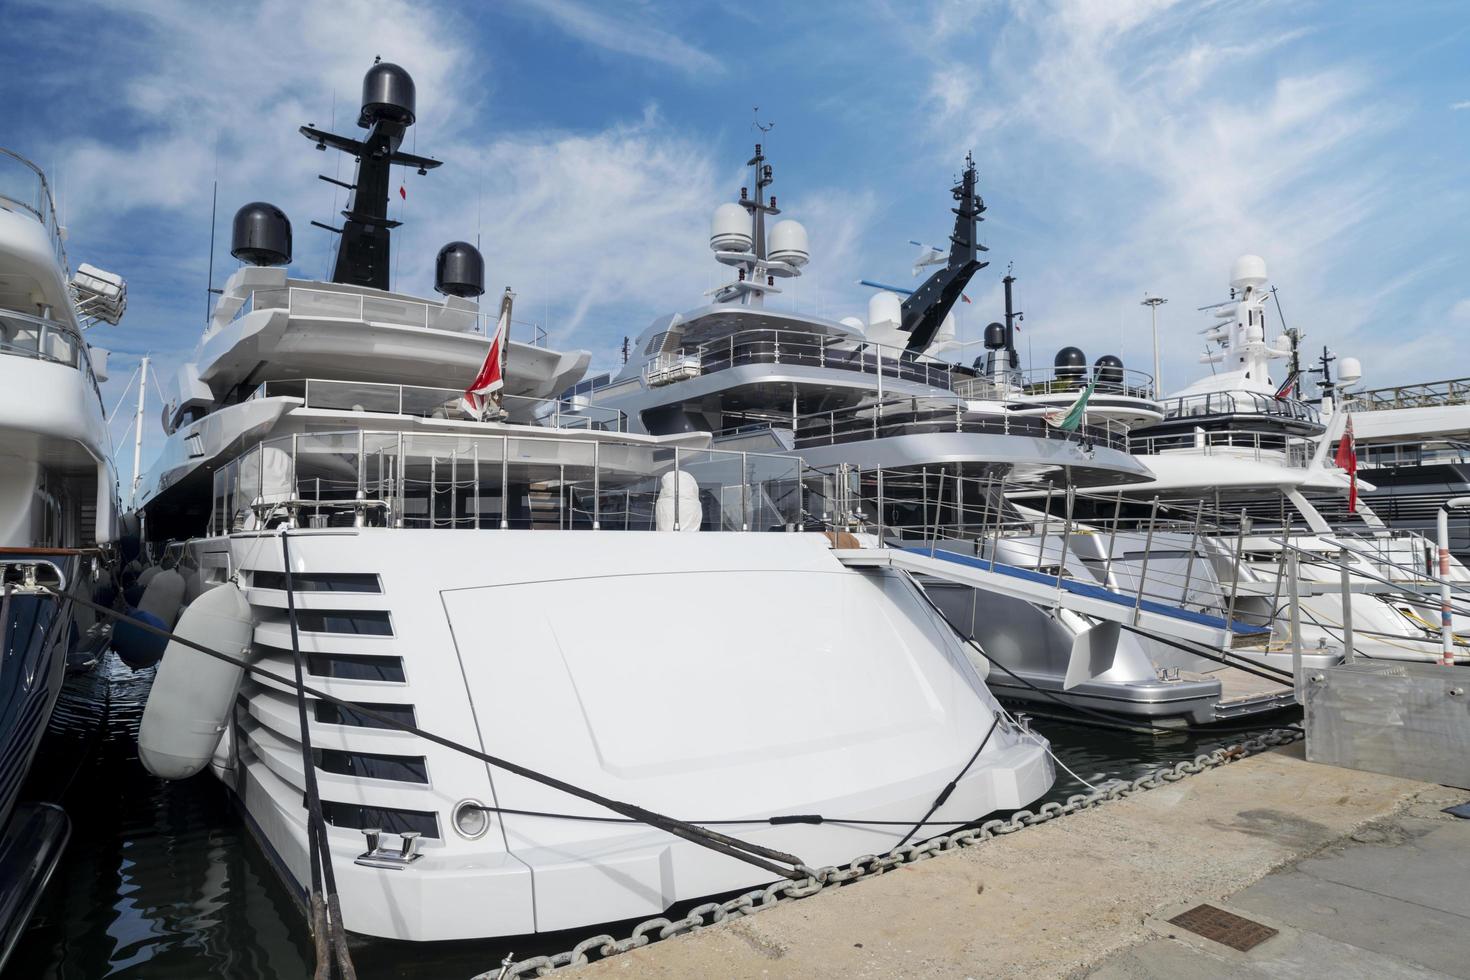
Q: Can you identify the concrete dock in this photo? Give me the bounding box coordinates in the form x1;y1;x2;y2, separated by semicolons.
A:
585;744;1469;978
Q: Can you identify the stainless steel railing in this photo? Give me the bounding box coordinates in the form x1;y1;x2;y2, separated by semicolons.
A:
0;149;69;276
210;429;804;535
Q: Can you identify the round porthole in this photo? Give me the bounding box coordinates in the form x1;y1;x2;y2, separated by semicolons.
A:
453;799;491;840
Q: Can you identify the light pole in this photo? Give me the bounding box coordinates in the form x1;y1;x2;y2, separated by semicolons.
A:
1141;295;1167;395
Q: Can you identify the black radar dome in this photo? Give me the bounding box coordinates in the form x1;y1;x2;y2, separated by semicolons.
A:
984;322;1006;350
1094;354;1124;384
435;241;485;298
1054;346;1086;380
230;202;292;267
359;61;416;128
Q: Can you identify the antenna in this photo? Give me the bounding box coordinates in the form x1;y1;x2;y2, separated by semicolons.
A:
752;107;774;135
205;178;218;324
1141;294;1167;394
620;336;630;364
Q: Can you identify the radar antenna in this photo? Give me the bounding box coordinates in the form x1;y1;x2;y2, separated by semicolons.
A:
900;152;989;351
300;61;443;290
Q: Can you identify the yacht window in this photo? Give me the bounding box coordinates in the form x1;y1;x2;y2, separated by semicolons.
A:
314;748;427;784
293;609;392;635
306;653;405;682
315;700;416;728
319;800;439;839
251;570;383;593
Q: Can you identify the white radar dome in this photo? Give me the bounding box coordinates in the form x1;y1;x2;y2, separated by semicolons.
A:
839;316;866;334
868;290;902;329
768;220;809;268
710;202;752;253
1230;254;1268;290
1338;356;1362;386
1273;334;1293;352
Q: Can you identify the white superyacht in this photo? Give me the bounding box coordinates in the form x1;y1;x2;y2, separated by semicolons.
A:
129;63;1054;944
0;147;124;966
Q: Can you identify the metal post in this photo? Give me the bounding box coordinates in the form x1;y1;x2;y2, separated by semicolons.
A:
876;467;885;546
592;441;600;530
1339;544;1355;663
1036;481;1054;570
1057;487;1075;589
741;453;749;532
473;441;480;529
500;436;509;529
673;447;681;531
1133;496;1160;623
1226;509;1247;631
1180;499;1203;602
990;474;1007;569
1441;504;1455;665
1289;548;1304;701
430;455;437;529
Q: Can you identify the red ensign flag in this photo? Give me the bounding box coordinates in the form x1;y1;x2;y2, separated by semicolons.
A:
1335;414;1358;513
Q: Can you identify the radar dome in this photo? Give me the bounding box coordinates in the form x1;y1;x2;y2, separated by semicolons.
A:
359;61;416;128
230;202;292;267
1230;254;1268;290
1094;354;1124;385
435;241;484;298
1338;356;1362;386
868;290;902;329
984;322;1005;350
710;202;752;253
768;220;809;268
1054;346;1086;381
1273;334;1293;353
839;316;866;334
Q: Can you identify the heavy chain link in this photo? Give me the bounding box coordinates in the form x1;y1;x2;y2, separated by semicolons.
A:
481;729;1301;978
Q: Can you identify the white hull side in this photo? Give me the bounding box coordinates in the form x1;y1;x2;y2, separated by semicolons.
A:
203;529;1053;941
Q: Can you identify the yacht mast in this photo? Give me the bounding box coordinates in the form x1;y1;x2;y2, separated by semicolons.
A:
131;355;148;505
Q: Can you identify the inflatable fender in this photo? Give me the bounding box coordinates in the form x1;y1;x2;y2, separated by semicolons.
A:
138;582;253;780
113;608;169;669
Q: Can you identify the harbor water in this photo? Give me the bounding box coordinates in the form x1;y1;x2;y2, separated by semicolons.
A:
3;655;1296;980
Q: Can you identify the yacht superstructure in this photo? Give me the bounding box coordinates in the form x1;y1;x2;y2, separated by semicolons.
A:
131;63;1054;944
0;147;122;967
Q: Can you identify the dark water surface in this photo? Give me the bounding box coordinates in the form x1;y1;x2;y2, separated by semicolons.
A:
4;656;1296;980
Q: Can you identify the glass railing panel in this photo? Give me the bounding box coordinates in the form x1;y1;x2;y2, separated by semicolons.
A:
308;379;403;414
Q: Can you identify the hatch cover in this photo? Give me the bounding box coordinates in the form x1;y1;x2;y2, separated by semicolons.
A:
1168;904;1278;952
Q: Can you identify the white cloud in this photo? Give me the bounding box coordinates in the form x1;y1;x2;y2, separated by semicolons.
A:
511;0;724;76
1452;100;1470;110
1450;298;1470;322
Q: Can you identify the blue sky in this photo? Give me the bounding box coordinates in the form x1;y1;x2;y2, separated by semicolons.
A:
5;0;1469;486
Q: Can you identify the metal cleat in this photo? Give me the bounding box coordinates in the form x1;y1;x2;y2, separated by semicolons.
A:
355;826;423;870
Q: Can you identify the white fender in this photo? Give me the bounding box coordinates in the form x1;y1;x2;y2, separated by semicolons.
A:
138;582;253;780
138;568;187;628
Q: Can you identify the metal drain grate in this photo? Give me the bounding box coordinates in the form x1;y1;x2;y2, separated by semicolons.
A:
1168;904;1279;951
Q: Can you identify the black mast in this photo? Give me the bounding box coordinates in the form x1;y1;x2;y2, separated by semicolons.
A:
901;153;989;352
301;60;442;291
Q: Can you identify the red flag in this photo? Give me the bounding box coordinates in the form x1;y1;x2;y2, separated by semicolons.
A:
961;294;972;304
399;184;407;200
462;297;510;418
1334;414;1358;513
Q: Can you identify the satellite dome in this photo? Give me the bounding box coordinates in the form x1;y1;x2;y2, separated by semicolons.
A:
359;61;416;128
1230;254;1268;290
1094;354;1123;385
868;290;902;328
984;322;1005;350
1273;334;1293;353
230;202;292;267
1054;346;1086;380
435;241;484;298
839;316;866;334
768;220;809;268
710;202;752;253
1338;356;1362;386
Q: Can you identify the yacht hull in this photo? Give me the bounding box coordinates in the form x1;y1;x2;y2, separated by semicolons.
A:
188;528;1053;941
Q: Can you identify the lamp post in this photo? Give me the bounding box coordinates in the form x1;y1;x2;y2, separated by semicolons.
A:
1142;295;1167;395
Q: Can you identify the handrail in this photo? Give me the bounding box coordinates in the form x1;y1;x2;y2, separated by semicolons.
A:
246;376;628;432
955;367;1156;402
0;307;103;402
0;148;69;276
1342;377;1470;412
1128;427;1315;466
793;395;1131;452
640;328;957;392
1157;388;1321;425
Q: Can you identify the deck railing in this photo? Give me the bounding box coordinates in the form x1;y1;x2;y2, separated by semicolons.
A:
1129;427;1314;467
0;308;102;400
247;377;627;432
954;366;1156;402
244;285;552;344
1158;389;1321;426
794;395;1132;452
1342;378;1470;412
0;149;69;275
641;328;957;392
210;430;803;535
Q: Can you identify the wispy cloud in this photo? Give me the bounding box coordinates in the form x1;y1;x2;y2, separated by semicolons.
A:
1452;100;1470;110
513;0;724;76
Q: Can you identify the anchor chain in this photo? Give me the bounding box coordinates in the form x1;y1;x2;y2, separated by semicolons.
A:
484;728;1302;978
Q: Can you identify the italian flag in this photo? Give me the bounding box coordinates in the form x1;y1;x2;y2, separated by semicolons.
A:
1045;375;1098;432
